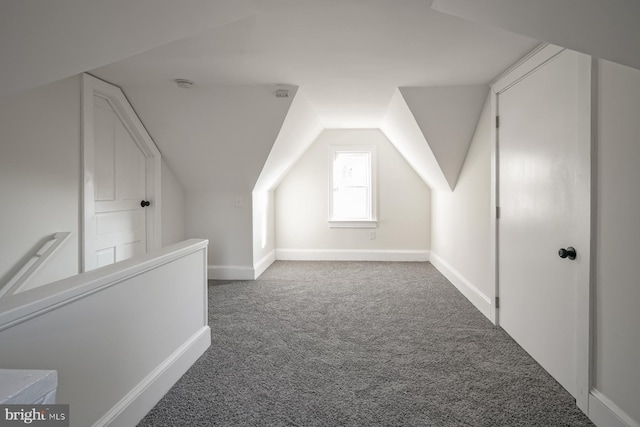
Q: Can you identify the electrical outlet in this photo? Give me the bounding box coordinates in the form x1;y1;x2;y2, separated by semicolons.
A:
369;231;376;240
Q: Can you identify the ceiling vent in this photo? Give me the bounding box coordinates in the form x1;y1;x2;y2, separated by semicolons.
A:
275;89;289;98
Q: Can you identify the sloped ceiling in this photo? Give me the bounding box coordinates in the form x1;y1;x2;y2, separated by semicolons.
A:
400;85;489;190
380;89;450;192
0;0;257;98
90;0;537;194
431;0;640;71
254;89;323;193
115;84;295;193
10;1;634;199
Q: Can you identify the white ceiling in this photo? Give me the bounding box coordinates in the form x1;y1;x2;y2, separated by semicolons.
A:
1;0;541;194
0;0;257;98
92;0;538;129
117;84;296;193
8;1;640;194
400;85;489;189
432;0;640;72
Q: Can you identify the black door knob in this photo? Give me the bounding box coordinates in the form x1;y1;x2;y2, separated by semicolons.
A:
558;246;576;260
141;200;151;207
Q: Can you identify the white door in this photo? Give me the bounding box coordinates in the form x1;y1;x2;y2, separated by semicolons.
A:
89;95;148;269
498;50;588;398
82;74;162;272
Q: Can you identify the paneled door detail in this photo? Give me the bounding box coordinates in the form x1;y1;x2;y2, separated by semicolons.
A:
91;95;147;268
82;74;161;271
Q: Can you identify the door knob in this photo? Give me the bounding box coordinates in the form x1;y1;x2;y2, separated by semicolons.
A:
558;246;576;260
140;200;151;207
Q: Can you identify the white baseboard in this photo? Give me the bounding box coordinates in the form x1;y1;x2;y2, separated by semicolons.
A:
208;265;254;280
589;389;640;427
429;252;493;322
275;249;430;262
254;250;276;279
96;326;211;427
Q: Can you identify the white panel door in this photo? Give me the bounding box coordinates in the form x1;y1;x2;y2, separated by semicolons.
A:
498;50;587;398
90;95;147;269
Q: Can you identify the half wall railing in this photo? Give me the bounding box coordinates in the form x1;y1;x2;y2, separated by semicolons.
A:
0;239;210;427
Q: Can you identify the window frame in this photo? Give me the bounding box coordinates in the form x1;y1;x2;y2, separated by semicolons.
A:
328;145;377;229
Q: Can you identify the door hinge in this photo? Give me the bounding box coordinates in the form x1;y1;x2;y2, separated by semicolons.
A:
496;206;501;219
496;116;500;128
495;297;500;309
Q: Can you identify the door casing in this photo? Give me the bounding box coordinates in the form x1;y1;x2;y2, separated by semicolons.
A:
81;73;162;272
490;44;594;412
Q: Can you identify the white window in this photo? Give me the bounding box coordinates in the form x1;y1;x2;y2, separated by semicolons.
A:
328;145;377;228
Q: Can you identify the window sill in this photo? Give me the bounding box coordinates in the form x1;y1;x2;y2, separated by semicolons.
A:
328;220;377;229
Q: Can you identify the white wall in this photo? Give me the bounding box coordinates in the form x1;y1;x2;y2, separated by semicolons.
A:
0;76;81;289
429;96;493;319
593;59;640;425
252;89;321;278
252;190;276;277
117;85;296;279
275;129;430;260
186;190;254;279
161;160;186;246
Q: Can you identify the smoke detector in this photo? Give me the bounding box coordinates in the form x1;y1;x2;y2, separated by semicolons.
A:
175;79;194;89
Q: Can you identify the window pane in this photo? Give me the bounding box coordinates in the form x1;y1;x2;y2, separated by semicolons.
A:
334;187;369;219
334;153;369;187
331;148;374;221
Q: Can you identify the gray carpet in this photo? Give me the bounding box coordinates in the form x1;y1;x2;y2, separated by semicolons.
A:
138;261;593;426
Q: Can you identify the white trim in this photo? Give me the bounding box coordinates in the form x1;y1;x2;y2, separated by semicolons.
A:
490;43;549;86
94;326;211;427
328;220;377;229
81;73;162;273
208;265;255;281
588;389;640;427
574;52;596;412
490;88;499;326
254;251;276;279
429;252;493;321
275;249;429;262
491;43;565;94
